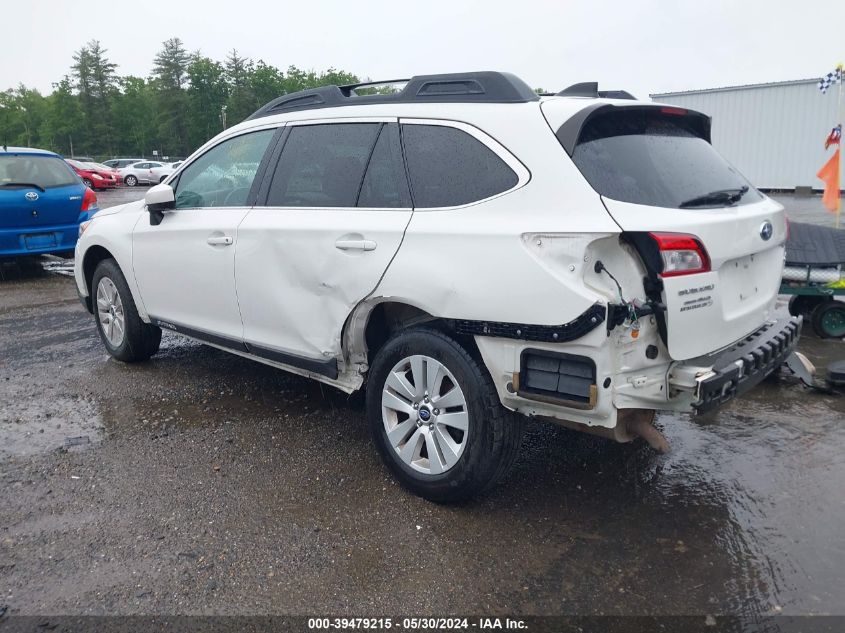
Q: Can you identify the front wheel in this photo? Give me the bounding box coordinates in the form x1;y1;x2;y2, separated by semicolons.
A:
82;178;93;189
366;328;523;503
92;258;161;362
124;175;138;187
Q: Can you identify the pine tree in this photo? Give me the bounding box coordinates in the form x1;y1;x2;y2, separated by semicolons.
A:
152;38;190;156
71;40;117;155
224;49;256;124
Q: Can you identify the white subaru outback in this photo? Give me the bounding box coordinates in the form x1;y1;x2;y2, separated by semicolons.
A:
74;72;799;502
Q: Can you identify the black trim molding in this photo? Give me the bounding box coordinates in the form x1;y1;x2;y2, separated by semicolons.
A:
453;303;606;343
149;317;339;379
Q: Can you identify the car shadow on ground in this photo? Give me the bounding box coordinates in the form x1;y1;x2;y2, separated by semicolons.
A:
0;256;52;282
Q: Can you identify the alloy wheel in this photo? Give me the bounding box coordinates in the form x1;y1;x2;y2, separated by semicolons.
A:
96;277;125;347
381;354;469;475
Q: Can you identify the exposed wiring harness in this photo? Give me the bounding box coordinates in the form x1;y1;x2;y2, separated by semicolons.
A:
595;260;641;334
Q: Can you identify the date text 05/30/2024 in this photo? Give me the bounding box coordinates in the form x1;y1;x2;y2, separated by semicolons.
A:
307;617;527;630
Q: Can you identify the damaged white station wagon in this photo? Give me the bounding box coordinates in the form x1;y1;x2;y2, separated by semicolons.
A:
74;72;800;502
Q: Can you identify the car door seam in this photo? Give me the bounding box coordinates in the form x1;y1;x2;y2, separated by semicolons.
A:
232;208;252;342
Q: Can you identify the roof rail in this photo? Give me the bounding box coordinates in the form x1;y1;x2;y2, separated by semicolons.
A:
246;71;540;120
338;78;410;96
557;82;636;100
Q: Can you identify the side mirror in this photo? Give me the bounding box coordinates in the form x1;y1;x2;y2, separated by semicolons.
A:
145;183;175;226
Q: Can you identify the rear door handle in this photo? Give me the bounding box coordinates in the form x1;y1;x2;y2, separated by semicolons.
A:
335;239;377;251
207;236;233;246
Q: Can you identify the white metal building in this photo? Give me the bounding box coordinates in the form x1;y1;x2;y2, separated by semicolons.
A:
651;79;841;190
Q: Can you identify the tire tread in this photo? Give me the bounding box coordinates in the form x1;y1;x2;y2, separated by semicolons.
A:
92;258;161;362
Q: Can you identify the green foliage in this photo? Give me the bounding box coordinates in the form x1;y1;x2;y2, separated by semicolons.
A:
0;39;359;159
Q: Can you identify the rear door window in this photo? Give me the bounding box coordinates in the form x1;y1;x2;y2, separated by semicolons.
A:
570;108;762;209
266;123;381;207
401;124;518;208
0;155;78;189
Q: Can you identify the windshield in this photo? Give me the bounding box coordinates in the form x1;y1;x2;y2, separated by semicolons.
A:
0;155;79;188
571;109;762;209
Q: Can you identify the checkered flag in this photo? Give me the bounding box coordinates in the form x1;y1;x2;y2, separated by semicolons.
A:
819;65;843;93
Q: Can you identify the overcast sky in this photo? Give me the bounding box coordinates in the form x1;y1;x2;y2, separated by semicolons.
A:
3;0;842;99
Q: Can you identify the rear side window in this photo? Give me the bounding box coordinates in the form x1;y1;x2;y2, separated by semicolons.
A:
267;123;381;207
0;155;78;189
570;109;762;209
401;124;518;208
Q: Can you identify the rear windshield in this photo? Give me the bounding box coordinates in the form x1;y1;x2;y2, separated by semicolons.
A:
0;154;78;189
570;109;762;209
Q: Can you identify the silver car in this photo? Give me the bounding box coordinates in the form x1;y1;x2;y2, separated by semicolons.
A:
103;158;144;169
118;161;165;187
149;161;184;184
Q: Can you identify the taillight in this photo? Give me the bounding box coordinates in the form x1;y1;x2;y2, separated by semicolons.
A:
81;186;98;212
785;216;790;240
649;232;710;277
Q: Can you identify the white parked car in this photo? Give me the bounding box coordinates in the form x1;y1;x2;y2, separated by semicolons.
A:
150;161;184;184
74;72;799;502
118;161;165;186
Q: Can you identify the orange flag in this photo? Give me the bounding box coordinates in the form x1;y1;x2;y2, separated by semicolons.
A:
817;148;841;212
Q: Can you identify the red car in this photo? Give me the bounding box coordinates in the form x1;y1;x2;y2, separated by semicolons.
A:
65;159;122;190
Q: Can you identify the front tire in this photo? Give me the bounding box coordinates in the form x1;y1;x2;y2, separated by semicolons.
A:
82;178;93;189
92;258;161;362
124;175;138;187
367;328;523;503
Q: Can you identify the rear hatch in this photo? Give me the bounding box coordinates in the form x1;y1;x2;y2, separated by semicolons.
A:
542;100;786;360
0;153;85;228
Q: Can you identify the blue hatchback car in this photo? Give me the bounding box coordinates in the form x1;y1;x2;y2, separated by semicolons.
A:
0;147;98;257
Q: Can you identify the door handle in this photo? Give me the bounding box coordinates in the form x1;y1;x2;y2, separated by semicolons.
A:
207;236;233;246
335;239;377;251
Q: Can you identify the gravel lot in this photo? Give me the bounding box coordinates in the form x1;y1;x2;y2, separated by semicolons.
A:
1;190;844;620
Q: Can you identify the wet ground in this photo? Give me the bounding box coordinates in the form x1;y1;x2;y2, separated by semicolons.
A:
0;190;844;621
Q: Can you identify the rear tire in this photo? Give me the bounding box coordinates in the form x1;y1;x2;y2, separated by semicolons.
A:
82;178;93;189
124;175;138;187
366;328;523;503
92;258;161;362
811;300;845;339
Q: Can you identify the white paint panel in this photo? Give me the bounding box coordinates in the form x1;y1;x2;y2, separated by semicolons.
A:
652;80;840;189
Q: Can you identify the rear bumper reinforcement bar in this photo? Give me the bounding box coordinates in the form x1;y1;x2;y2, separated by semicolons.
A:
680;317;802;414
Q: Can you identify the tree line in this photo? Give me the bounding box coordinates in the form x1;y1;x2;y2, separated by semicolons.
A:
0;38;359;160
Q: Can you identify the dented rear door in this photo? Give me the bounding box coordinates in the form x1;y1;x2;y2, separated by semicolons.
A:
235;120;412;369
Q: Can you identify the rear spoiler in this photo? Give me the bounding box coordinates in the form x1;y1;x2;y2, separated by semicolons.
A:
554;103;712;156
557;82;637;100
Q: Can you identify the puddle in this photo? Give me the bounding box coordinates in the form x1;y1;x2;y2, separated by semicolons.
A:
0;394;103;458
